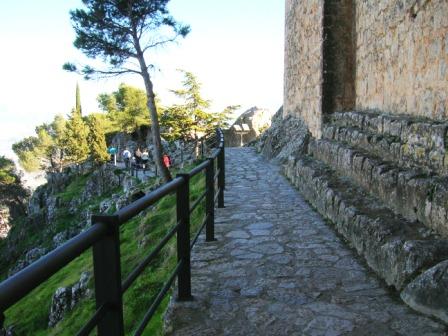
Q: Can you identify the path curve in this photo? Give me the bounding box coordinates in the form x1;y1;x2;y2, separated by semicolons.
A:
164;147;446;335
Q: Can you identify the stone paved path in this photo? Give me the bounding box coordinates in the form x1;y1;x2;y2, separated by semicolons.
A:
164;147;447;335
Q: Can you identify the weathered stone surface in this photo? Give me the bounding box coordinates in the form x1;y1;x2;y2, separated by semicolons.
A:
52;231;68;248
255;107;311;163
0;207;11;238
164;148;446;335
48;272;91;327
8;247;48;277
355;1;448;120
48;287;71;327
327;111;448;176
284;0;324;137
80;165;121;201
401;260;448;324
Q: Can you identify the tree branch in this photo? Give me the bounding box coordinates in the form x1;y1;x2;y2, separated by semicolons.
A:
142;35;179;53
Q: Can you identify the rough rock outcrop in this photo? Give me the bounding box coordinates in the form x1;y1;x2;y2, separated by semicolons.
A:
52;231;69;248
0;207;11;238
8;247;48;277
225;107;273;147
48;272;91;327
0;157;29;238
255;107;310;162
80;165;121;201
27;171;73;228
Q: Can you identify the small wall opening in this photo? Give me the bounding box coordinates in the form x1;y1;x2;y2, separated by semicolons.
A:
322;0;356;120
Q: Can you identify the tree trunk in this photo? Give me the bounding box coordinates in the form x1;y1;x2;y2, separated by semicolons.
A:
136;56;172;182
136;126;143;143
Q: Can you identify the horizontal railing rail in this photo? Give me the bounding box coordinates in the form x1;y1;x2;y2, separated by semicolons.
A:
0;128;225;336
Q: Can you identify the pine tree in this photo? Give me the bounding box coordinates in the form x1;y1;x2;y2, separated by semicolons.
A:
64;0;190;183
171;70;211;136
87;115;109;164
170;70;234;136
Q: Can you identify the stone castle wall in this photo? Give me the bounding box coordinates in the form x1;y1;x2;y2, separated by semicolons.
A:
355;0;448;120
280;1;448;323
284;0;323;138
285;0;448;135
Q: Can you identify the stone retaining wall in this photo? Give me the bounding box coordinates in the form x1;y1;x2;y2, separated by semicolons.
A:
327;111;448;175
308;138;448;237
283;154;448;323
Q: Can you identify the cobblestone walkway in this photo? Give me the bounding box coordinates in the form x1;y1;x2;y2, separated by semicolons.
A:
164;147;447;335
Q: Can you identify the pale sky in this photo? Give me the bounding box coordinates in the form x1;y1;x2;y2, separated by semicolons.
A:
0;0;285;160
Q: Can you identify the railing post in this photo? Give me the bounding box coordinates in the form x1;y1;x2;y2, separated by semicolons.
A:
205;158;216;241
176;174;192;301
91;215;124;336
217;145;225;208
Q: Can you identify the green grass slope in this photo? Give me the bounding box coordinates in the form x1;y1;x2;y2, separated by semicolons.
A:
3;165;206;335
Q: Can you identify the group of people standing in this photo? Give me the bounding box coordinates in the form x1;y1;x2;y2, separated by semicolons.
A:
133;147;150;169
121;147;171;170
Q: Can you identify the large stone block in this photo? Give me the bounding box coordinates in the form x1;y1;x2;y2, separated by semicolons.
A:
401;260;448;324
375;239;448;290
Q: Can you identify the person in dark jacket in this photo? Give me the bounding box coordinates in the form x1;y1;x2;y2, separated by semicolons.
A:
134;147;142;167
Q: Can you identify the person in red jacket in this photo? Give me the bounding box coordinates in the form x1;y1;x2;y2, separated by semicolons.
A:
163;154;171;168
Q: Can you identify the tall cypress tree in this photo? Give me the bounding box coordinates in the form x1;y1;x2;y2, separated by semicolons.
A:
75;83;82;116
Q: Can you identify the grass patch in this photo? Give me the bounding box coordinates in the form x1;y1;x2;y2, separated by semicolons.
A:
57;174;90;203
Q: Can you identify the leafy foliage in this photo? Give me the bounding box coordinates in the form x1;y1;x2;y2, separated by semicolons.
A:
160;104;195;141
11;82;111;171
0;156;18;185
98;83;150;133
64;109;90;164
12;137;41;172
86;114;109;164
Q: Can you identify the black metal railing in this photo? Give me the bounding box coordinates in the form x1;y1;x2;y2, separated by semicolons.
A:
0;129;225;336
